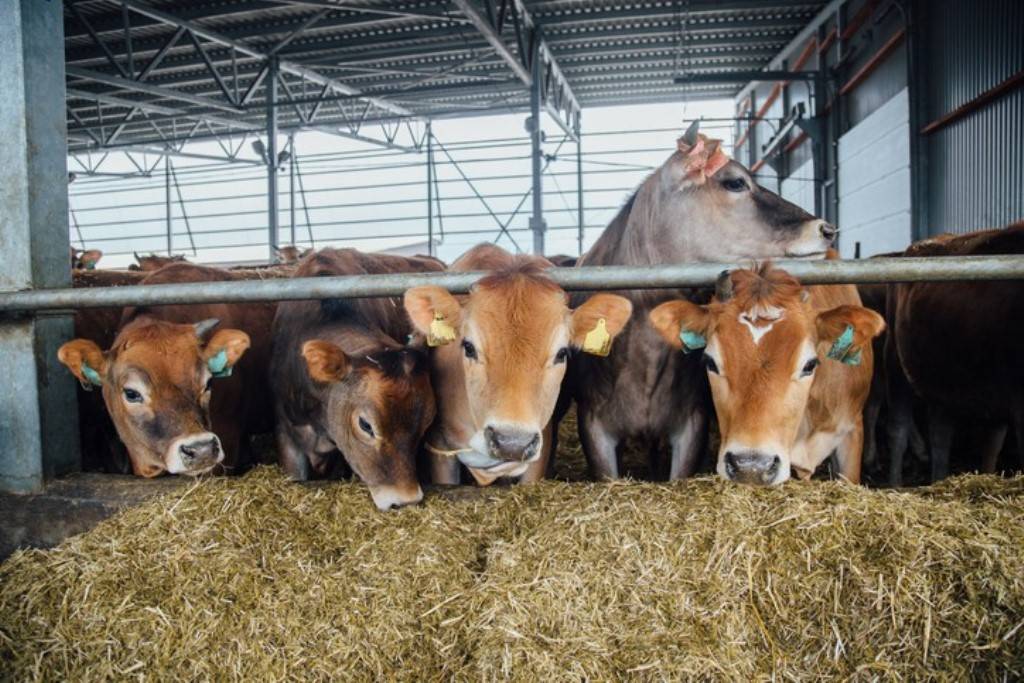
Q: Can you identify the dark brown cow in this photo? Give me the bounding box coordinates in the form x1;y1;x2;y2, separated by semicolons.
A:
270;248;442;510
72;268;148;473
569;122;836;480
58;263;276;477
405;244;631;486
887;223;1024;482
651;265;883;485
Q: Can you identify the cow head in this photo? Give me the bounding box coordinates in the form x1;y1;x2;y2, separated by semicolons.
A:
274;245;313;264
650;266;883;486
301;341;434;510
632;120;836;262
405;261;632;482
71;248;103;270
58;318;249;477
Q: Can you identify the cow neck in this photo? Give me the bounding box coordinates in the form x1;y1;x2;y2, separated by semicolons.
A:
424;340;475;452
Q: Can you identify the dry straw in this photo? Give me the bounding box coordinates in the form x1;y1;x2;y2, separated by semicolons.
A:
2;467;1023;681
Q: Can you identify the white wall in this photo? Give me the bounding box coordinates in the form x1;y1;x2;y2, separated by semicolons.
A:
837;88;912;257
780;158;816;215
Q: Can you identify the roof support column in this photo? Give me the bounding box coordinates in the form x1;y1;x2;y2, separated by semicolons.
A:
266;56;280;262
529;41;546;256
0;0;80;492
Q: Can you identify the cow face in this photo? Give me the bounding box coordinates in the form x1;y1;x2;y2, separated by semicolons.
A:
58;318;249;477
638;121;836;262
131;252;187;272
650;267;883;486
405;267;631;480
71;248;103;270
301;341;433;510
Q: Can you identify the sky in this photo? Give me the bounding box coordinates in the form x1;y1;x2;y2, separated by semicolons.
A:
68;98;737;268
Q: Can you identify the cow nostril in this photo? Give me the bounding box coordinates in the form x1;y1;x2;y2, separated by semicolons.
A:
769;455;781;475
724;452;738;478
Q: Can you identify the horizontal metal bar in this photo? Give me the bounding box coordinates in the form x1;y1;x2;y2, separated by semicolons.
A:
674;70;821;84
67;66;244;113
3;257;1024;313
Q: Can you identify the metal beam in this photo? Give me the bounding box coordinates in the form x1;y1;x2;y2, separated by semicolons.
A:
116;0;415;118
0;0;79;492
675;70;823;84
267;57;280;261
450;0;531;84
3;257;1024;313
66;65;244;113
529;38;545;256
65;88;260;131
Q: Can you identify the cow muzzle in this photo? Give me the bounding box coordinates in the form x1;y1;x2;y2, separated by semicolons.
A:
484;425;541;463
166;433;223;475
368;484;424;511
723;450;785;486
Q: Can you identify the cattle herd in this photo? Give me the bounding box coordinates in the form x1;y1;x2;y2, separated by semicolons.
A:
58;123;1024;509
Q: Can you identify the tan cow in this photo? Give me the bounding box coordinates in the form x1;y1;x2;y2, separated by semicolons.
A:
404;244;632;486
71;247;103;270
130;252;188;271
650;264;884;485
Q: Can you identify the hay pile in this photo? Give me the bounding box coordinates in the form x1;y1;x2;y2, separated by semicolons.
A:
2;470;1023;680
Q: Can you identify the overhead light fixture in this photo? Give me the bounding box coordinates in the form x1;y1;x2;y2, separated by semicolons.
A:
67;172;77;184
277;150;291;168
251;139;267;163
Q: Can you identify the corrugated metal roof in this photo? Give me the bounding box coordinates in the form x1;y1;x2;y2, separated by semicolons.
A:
64;0;824;152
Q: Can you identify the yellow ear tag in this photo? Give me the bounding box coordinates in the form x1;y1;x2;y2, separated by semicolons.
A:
428;313;457;347
582;318;612;356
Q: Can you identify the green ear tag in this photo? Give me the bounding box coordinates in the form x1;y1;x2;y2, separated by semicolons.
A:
208;349;232;378
827;324;856;363
679;329;707;353
81;363;103;387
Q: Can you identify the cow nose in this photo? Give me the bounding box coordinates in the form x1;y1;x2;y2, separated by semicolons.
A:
179;437;221;467
724;451;782;486
484;426;541;462
818;221;839;242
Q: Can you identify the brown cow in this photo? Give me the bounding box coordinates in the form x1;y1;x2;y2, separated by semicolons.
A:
404;244;632;486
270;248;442;510
71;247;103;270
887;223;1024;482
58;263;276;477
570;122;837;480
651;265;884;485
130;252;188;271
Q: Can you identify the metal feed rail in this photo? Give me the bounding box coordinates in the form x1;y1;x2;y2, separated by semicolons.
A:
2;256;1023;313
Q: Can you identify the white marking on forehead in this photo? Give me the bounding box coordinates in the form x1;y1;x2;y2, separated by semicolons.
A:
738;304;784;345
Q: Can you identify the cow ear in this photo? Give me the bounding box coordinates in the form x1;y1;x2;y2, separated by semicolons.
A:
403;286;462;345
302;340;351;383
649;300;712;352
80;249;103;269
203;329;250;378
570;294;633;356
816;305;885;366
58;339;107;388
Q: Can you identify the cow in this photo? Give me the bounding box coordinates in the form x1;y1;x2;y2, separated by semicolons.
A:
569;121;837;481
269;248;442;510
886;223;1024;482
71;247;103;270
71;268;148;473
130;252;188;271
404;244;632;486
273;245;313;264
650;264;884;485
57;263;276;477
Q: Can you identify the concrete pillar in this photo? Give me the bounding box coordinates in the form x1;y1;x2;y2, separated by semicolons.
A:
0;0;80;492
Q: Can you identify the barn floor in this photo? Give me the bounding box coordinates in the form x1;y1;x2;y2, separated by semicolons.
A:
2;468;1023;679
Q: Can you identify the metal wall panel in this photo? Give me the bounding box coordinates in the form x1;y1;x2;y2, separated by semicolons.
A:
924;0;1024;233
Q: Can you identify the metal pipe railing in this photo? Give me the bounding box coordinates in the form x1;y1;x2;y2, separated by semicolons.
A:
1;256;1022;313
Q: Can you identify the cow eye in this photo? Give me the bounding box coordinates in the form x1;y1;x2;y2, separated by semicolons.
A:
358;416;375;438
204;377;214;392
801;358;820;377
703;355;720;375
461;339;478;361
721;177;748;193
123;387;143;403
554;347;570;365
